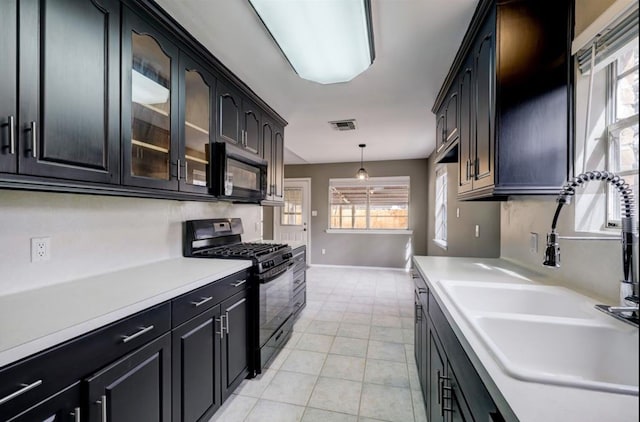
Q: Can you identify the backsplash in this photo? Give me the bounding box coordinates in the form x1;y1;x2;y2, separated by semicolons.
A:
501;196;624;303
0;190;261;295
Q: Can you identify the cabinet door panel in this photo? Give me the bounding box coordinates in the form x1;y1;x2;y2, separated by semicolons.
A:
0;0;17;174
435;114;445;153
445;92;458;142
262;120;274;199
428;322;446;422
172;305;222;422
221;291;249;400
473;31;495;189
19;0;120;183
272;128;284;200
122;8;179;190
458;64;473;193
86;333;171;422
217;82;241;145
179;52;214;194
242;101;261;155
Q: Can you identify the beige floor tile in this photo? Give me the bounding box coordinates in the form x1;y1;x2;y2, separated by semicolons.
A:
337;322;371;339
302;408;358;422
367;340;406;362
245;399;306;422
371;314;402;328
306;320;340;336
412;389;428;422
369;326;404;343
296;333;335;353
235;368;277;398
308;377;363;415
359;383;415;422
281;350;327;375
342;312;373;325
321;354;366;381
314;310;345;322
261;370;318;406
329;337;369;358
210;394;257;422
364;359;410;388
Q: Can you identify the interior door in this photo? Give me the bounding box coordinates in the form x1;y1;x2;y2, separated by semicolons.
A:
274;178;310;252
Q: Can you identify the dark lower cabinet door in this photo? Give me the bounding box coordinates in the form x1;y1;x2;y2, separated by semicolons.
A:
448;365;473;422
0;0;17;174
172;305;222;422
18;0;120;183
6;382;81;422
420;307;428;401
221;290;250;401
428;322;446;422
86;333;171;422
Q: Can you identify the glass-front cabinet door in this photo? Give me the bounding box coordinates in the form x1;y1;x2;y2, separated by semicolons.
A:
179;53;214;194
122;8;179;190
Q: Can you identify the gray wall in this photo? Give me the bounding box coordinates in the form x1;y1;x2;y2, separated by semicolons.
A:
425;154;501;257
264;159;429;268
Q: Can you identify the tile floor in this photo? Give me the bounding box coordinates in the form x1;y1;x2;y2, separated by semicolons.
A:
211;266;427;422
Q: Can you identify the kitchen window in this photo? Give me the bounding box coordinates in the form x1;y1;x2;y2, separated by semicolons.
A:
605;44;639;228
434;166;447;249
328;177;410;233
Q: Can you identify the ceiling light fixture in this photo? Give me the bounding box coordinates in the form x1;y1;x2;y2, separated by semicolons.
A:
356;144;369;180
248;0;375;85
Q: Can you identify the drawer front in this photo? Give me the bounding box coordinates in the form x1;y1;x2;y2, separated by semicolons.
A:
292;270;305;294
292;248;306;273
172;269;250;327
292;288;306;318
0;302;170;420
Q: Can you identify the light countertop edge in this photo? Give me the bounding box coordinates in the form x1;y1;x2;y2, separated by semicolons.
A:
0;257;252;368
412;256;639;422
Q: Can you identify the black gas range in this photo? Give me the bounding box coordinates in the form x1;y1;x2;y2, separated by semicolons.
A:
183;218;294;374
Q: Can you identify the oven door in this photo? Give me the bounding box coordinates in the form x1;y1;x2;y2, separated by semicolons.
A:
210;142;267;202
258;262;294;347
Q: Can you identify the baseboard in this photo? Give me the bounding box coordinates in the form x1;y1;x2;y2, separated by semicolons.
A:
309;264;408;272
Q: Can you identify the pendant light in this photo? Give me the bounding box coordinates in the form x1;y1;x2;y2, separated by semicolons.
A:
356;144;369;180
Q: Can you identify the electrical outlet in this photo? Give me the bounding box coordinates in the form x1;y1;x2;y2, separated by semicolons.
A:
475;225;480;238
530;232;538;253
31;237;51;262
456;208;460;218
321;248;326;255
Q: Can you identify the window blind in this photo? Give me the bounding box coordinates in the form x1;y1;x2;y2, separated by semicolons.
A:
576;7;639;73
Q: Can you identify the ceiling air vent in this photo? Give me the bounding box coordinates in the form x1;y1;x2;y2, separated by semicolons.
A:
329;119;357;131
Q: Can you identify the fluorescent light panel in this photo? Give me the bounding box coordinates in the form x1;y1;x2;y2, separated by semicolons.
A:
249;0;374;84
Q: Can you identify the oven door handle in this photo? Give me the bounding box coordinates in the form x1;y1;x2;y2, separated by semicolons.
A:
260;261;295;284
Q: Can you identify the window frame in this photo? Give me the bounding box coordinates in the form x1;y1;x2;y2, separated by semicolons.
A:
605;45;639;229
434;165;448;249
326;176;411;234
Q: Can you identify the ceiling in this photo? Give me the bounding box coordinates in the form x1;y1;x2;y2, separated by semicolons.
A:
155;0;479;164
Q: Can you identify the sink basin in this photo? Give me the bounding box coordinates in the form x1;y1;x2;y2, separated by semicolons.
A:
440;281;595;319
475;316;639;395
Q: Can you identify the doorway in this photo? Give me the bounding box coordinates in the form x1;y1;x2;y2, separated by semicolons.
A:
274;178;311;262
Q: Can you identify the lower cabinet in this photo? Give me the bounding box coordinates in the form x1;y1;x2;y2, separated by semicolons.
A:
86;333;172;422
172;288;250;422
413;269;505;422
5;382;82;422
0;269;252;422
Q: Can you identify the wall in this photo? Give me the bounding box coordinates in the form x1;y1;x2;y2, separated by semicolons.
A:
266;159;429;269
425;154;501;257
0;190;261;295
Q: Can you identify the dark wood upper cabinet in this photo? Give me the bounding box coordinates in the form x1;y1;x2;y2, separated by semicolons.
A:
179;52;216;194
13;0;120;183
242;100;262;155
122;7;180;191
217;81;242;147
0;0;17;175
433;0;572;200
261;117;285;204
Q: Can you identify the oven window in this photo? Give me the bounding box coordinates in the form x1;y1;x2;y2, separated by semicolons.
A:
228;158;260;190
259;270;293;345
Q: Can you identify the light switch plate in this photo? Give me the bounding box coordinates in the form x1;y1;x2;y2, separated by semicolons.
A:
312;210;318;217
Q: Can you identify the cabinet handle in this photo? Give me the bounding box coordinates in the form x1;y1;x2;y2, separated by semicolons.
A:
27;121;36;158
466;159;470;180
191;296;213;307
5;115;15;154
121;325;154;343
231;279;247;287
474;158;479;177
96;395;107;422
216;315;226;339
0;379;43;405
415;303;422;323
177;159;181;181
70;407;81;422
437;370;452;416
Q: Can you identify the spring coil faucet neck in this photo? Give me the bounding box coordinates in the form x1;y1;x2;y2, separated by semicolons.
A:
543;171;638;326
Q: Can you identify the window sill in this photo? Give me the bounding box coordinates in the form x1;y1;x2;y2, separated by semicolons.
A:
433;239;448;250
325;229;413;235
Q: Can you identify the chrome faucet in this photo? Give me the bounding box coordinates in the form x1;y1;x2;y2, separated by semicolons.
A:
543;170;639;327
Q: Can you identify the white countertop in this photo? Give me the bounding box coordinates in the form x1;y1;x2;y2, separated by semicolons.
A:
412;256;639;422
0;257;252;368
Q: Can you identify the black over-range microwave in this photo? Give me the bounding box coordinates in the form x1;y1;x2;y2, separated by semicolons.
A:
210;142;268;202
